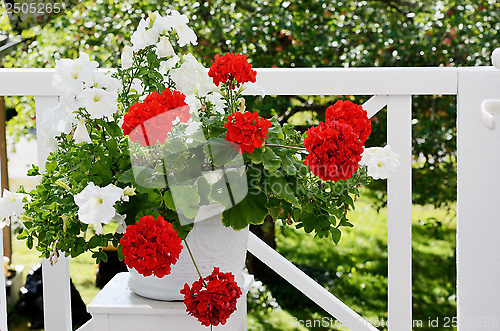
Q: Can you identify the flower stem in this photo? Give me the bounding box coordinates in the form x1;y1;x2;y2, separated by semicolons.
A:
265;143;307;151
183;240;206;286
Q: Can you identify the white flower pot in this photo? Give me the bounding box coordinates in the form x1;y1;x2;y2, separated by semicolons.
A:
127;212;249;301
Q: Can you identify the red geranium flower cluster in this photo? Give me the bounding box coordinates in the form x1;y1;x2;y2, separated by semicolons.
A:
325;100;371;143
119;215;183;278
304;120;364;181
180;267;242;327
224;111;272;154
208;52;257;89
122;88;190;146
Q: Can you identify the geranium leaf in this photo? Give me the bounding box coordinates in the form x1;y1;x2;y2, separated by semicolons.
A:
169;185;201;219
163;190;176;210
222;189;268;230
261;147;282;172
269;176;299;206
196;176;212;205
205;138;240;167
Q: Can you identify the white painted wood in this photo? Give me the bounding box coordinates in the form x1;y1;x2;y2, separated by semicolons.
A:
34;95;73;331
0;67;458;97
252;67;458;95
362;95;388;118
75;319;93;331
0;225;7;331
386;95;412;331
41;256;72;331
481;99;500;130
248;233;378;331
87;272;253;331
457;67;500;331
492;48;500;69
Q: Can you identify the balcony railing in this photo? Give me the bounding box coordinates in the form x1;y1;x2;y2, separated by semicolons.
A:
0;61;499;331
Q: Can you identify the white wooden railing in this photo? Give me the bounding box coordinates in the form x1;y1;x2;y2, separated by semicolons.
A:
0;60;499;331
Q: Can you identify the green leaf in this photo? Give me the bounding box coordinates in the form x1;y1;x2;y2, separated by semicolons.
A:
45;159;57;173
249;147;281;172
266;118;285;143
196;176;212;205
87;235;101;249
211;170;248;209
268;176;299;206
330;228;341;244
163;190;176;210
222;189;268;230
169;185;201;219
27;165;40;176
205;138;240;167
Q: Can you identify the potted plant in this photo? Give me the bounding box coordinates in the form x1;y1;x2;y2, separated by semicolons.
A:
0;9;399;328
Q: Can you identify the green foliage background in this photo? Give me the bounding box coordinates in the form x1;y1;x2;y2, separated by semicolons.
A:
1;0;498;207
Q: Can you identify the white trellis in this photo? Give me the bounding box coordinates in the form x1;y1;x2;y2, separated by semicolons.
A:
0;59;499;330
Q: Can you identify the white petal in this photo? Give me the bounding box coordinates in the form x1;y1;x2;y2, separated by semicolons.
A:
121;45;134;69
156;36;175;58
73;118;92;144
112;213;127;234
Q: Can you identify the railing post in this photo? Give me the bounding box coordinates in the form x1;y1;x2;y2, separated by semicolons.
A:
0;221;7;331
457;67;500;331
387;95;412;331
35;95;73;331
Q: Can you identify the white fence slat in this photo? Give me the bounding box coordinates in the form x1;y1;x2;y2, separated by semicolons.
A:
252;67;458;95
35;95;72;331
386;95;413;331
0;225;7;331
362;95;388;118
42;257;72;331
248;233;378;331
456;67;500;331
75;318;93;331
0;67;458;97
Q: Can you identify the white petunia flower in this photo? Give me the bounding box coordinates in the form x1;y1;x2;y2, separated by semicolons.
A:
52;96;78;135
0;190;29;228
360;145;400;180
121;45;134;69
168;10;197;46
184;94;201;114
156;36;175;58
74;182;128;234
130;15;163;51
170;54;216;97
73;118;92;144
91;71;122;93
130;18;150;51
52;52;98;92
112;213;127;234
77;87;118;120
206;92;227;114
159;55;180;75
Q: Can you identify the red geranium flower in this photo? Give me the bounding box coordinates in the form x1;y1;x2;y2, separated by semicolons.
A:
180;267;242;327
119;215;183;278
122;88;190;146
325;100;372;143
208;52;257;89
224;111;272;154
304;120;364;181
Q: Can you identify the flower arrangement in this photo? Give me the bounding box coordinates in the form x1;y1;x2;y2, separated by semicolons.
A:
0;9;400;327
